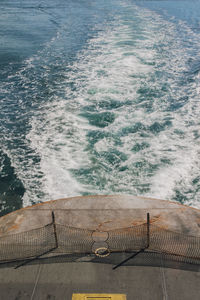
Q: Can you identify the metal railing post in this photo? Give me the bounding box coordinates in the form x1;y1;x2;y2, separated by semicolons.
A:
52;211;58;249
147;212;150;248
15;211;58;269
113;212;150;270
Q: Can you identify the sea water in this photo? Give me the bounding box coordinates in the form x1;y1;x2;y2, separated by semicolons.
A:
1;0;200;215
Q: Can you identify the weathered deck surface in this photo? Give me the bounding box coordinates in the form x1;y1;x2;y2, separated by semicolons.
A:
0;195;199;299
0;262;199;300
0;195;200;235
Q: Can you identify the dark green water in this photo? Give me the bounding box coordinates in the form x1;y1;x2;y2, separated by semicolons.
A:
1;0;200;216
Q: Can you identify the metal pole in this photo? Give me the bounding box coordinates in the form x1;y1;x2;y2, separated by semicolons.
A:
113;213;150;270
52;211;58;248
147;212;150;248
14;212;59;269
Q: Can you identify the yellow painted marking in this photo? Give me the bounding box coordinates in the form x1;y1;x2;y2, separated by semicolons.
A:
72;294;127;300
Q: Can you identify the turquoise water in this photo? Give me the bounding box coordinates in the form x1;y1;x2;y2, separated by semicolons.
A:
1;0;200;216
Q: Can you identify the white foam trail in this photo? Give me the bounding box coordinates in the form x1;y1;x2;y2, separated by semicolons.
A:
27;7;155;203
7;1;200;208
26;100;91;202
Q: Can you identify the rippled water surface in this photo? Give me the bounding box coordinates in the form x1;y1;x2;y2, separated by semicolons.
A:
1;0;200;215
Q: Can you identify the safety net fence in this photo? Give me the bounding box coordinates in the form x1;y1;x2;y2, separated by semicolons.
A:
0;211;199;271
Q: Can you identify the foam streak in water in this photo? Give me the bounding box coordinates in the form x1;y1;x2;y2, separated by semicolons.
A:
2;1;200;209
27;3;200;208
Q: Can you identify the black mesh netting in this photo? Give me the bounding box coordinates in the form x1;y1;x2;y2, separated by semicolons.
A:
0;214;199;271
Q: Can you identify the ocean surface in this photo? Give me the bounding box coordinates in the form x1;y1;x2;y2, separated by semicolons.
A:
1;0;200;216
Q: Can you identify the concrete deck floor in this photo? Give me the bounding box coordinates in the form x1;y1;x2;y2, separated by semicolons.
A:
0;262;199;300
0;196;199;299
